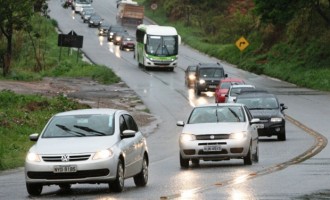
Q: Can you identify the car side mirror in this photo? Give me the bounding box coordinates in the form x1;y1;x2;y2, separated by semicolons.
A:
121;130;136;139
225;74;228;77
29;133;39;141
280;103;288;111
176;121;185;127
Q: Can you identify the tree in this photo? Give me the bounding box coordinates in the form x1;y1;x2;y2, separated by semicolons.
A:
0;0;36;76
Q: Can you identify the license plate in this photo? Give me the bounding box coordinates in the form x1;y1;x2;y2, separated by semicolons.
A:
54;165;77;173
204;145;222;152
256;124;264;129
127;44;133;47
209;85;216;88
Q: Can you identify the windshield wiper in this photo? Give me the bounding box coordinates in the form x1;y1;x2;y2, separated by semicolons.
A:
56;124;86;136
73;125;106;136
228;108;241;122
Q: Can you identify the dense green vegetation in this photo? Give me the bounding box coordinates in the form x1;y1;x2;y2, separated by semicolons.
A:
0;90;90;170
0;2;120;171
140;0;330;91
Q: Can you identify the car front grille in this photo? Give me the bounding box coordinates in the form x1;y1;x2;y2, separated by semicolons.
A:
196;134;230;140
42;154;91;162
27;169;110;179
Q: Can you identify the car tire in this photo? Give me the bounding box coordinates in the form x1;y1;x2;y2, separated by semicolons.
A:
26;183;43;196
191;159;200;166
180;153;189;168
133;155;148;187
243;144;253;165
253;144;259;162
109;159;124;192
277;128;286;141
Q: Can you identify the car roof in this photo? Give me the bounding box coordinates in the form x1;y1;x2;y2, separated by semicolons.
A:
236;92;278;100
55;108;121;117
194;103;245;108
230;84;255;89
197;62;224;69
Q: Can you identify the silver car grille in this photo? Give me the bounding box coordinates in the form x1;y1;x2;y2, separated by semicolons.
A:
42;154;91;162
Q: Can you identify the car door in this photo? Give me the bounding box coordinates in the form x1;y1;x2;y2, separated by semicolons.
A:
119;114;142;177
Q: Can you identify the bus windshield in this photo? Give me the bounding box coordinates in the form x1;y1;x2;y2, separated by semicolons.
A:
146;35;177;56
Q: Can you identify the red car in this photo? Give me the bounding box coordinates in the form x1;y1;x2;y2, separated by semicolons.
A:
215;78;245;103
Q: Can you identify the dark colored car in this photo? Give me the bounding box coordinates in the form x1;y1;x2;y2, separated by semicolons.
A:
185;65;197;87
81;9;95;23
98;23;110;36
113;31;129;45
235;92;288;141
120;35;135;50
194;63;228;96
88;14;103;27
107;25;126;42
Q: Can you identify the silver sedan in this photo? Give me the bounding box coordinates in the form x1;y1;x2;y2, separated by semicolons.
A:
25;108;149;196
177;103;260;168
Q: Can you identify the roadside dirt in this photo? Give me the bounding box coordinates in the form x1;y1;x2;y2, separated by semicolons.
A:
0;77;159;135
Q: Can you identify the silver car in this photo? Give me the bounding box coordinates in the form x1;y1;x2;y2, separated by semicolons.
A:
177;103;260;168
225;84;255;103
25;108;149;196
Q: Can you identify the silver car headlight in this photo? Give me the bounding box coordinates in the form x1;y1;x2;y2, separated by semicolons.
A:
93;149;113;160
271;118;282;122
26;152;41;162
180;133;196;142
230;132;247;140
199;79;205;84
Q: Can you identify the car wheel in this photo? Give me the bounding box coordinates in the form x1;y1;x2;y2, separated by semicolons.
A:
243;144;253;165
195;88;201;96
59;184;71;190
26;183;43;196
180;153;189;168
253;144;259;163
109;159;124;192
191;159;200;166
277;128;286;141
133;155;148;187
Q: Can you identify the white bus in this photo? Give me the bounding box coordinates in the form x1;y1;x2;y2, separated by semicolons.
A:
135;24;181;71
72;0;92;13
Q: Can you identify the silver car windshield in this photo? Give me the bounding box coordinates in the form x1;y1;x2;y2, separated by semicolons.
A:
42;114;114;138
188;106;246;124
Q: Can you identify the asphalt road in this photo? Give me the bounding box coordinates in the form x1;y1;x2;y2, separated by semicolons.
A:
0;0;329;199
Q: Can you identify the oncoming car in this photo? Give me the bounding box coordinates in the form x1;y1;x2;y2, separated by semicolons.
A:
185;65;197;87
176;103;260;168
25;108;149;196
235;92;288;141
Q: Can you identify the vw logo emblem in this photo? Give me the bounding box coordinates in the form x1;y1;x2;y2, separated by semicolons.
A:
210;135;215;140
61;154;69;162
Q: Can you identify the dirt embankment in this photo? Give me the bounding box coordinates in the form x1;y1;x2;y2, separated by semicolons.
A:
0;77;159;135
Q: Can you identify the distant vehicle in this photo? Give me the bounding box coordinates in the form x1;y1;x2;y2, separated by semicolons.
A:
120;35;136;51
215;78;245;103
185;65;197;87
225;84;255;103
116;1;144;26
135;24;181;71
98;23;110;36
107;25;126;42
113;31;129;45
235;92;288;141
194;62;228;96
177;103;260;168
81;9;95;22
72;0;92;13
88;14;103;27
25;108;149;196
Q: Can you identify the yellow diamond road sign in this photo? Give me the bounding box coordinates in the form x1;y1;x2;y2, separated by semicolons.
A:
236;37;249;51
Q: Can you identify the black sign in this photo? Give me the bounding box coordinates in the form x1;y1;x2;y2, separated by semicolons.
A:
58;31;83;48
